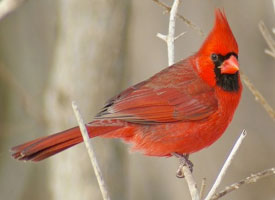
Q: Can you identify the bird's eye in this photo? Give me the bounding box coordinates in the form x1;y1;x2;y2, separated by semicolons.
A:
211;54;218;62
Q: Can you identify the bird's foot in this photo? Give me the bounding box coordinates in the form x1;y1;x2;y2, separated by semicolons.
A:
172;153;194;178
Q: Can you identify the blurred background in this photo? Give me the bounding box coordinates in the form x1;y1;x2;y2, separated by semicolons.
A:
0;0;274;199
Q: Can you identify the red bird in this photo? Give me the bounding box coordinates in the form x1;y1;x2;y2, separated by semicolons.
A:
11;9;242;162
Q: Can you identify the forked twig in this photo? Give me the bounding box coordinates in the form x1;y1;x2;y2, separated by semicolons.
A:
211;168;275;200
156;0;181;65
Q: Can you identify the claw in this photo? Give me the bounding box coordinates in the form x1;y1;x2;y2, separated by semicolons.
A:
172;153;194;178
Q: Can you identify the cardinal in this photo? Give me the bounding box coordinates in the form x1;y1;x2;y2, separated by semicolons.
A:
11;9;242;163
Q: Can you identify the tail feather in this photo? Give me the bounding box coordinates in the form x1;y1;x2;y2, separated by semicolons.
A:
22;137;83;161
11;127;82;161
11;121;128;162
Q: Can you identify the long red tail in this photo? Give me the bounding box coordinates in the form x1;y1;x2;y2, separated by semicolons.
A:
11;122;126;162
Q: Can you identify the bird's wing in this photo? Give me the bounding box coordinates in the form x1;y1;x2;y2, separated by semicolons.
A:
95;59;218;124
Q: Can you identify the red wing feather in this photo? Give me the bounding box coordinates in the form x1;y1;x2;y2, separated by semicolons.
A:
95;59;218;124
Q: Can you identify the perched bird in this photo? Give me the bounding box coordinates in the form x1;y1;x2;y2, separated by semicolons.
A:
11;9;242;162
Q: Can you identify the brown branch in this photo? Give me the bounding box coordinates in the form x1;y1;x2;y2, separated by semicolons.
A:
240;72;275;121
211;168;275;200
152;0;204;36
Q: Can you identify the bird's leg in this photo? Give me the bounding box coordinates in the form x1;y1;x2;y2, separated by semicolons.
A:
172;153;194;178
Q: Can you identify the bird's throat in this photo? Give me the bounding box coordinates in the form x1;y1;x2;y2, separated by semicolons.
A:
214;71;239;92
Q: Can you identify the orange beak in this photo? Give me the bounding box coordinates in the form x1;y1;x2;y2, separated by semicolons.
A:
220;55;239;74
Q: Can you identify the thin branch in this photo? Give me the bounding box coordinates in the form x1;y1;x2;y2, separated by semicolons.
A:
182;164;200;200
152;0;204;36
173;153;200;200
211;168;275;200
72;101;111;200
175;32;186;40
0;0;27;21
204;130;247;200
259;21;275;58
156;0;200;199
249;21;275;120
264;49;275;58
166;0;180;65
199;178;207;199
156;33;167;41
240;72;275;121
156;0;180;65
256;20;275;121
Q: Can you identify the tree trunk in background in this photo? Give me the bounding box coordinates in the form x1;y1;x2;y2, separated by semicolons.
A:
0;1;56;199
44;0;129;199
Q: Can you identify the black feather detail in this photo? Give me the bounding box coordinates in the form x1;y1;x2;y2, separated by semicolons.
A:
212;52;239;92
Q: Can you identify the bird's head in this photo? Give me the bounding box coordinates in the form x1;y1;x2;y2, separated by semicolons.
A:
196;9;240;92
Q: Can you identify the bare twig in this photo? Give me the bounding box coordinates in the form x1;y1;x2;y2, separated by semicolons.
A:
175;32;186;40
256;10;275;121
167;0;180;65
259;21;275;58
157;0;180;65
199;178;207;199
181;164;200;200
241;22;275;121
152;0;204;36
173;153;200;200
211;168;275;200
0;0;27;21
156;1;200;199
204;130;247;200
72;101;111;200
240;72;275;121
